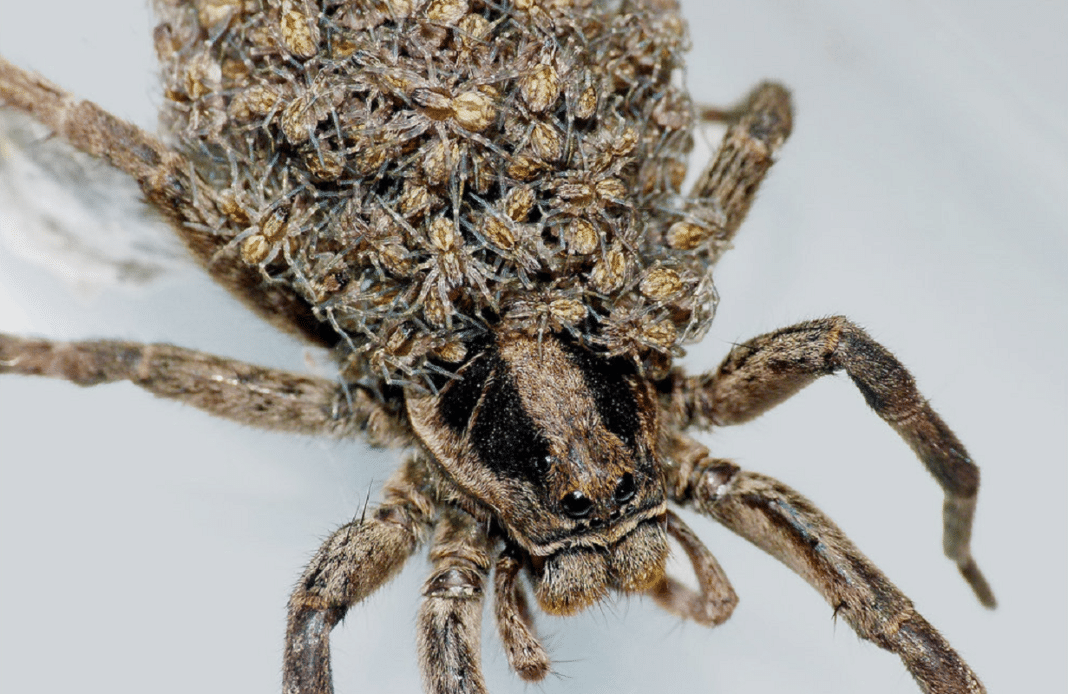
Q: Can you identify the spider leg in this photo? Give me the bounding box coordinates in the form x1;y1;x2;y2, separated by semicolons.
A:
417;507;494;694
648;510;737;627
0;56;333;345
662;316;994;607
0;334;409;443
675;81;793;262
665;434;986;694
494;544;551;681
285;455;436;694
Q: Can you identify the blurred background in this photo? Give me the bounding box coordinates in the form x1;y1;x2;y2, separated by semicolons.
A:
1;1;1065;692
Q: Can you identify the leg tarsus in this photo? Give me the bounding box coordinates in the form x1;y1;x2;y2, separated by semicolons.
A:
890;612;987;694
695;83;792;130
284;607;344;694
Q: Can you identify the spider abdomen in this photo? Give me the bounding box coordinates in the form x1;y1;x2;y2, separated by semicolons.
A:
155;0;717;387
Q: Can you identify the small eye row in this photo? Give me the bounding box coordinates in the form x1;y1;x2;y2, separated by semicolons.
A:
560;472;637;519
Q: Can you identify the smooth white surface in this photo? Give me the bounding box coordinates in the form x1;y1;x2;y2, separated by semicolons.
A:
1;1;1065;693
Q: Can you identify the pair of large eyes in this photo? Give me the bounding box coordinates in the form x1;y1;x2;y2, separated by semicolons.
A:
560;472;637;519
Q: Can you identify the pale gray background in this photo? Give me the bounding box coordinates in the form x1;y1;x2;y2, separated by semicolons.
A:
1;1;1065;693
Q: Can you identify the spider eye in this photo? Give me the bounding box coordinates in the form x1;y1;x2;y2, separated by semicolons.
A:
561;491;593;518
613;473;636;503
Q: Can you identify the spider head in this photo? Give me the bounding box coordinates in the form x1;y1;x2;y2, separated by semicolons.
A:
407;330;668;615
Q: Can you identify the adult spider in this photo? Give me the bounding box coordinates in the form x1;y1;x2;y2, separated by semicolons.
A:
0;0;1003;692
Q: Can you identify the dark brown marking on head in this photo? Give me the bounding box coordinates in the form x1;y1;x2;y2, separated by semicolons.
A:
437;348;495;435
407;329;666;560
467;359;552;485
559;340;640;449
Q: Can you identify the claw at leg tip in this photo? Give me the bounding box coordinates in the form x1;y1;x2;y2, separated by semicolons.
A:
959;559;996;609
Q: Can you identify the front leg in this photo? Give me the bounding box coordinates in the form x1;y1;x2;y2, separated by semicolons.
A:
417;507;494;694
664;434;985;694
663;316;994;607
285;456;437;694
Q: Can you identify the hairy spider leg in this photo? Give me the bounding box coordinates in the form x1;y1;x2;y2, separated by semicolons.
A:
286;456;436;694
678;81;794;265
0;57;334;346
664;316;994;607
664;434;985;694
417;506;494;694
0;334;407;444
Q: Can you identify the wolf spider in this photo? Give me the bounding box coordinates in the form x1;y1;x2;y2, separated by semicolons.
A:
1;2;992;693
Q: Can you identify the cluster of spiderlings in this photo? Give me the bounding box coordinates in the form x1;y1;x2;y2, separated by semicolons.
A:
154;0;717;388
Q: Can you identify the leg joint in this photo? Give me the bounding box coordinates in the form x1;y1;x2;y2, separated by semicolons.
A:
423;566;485;600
